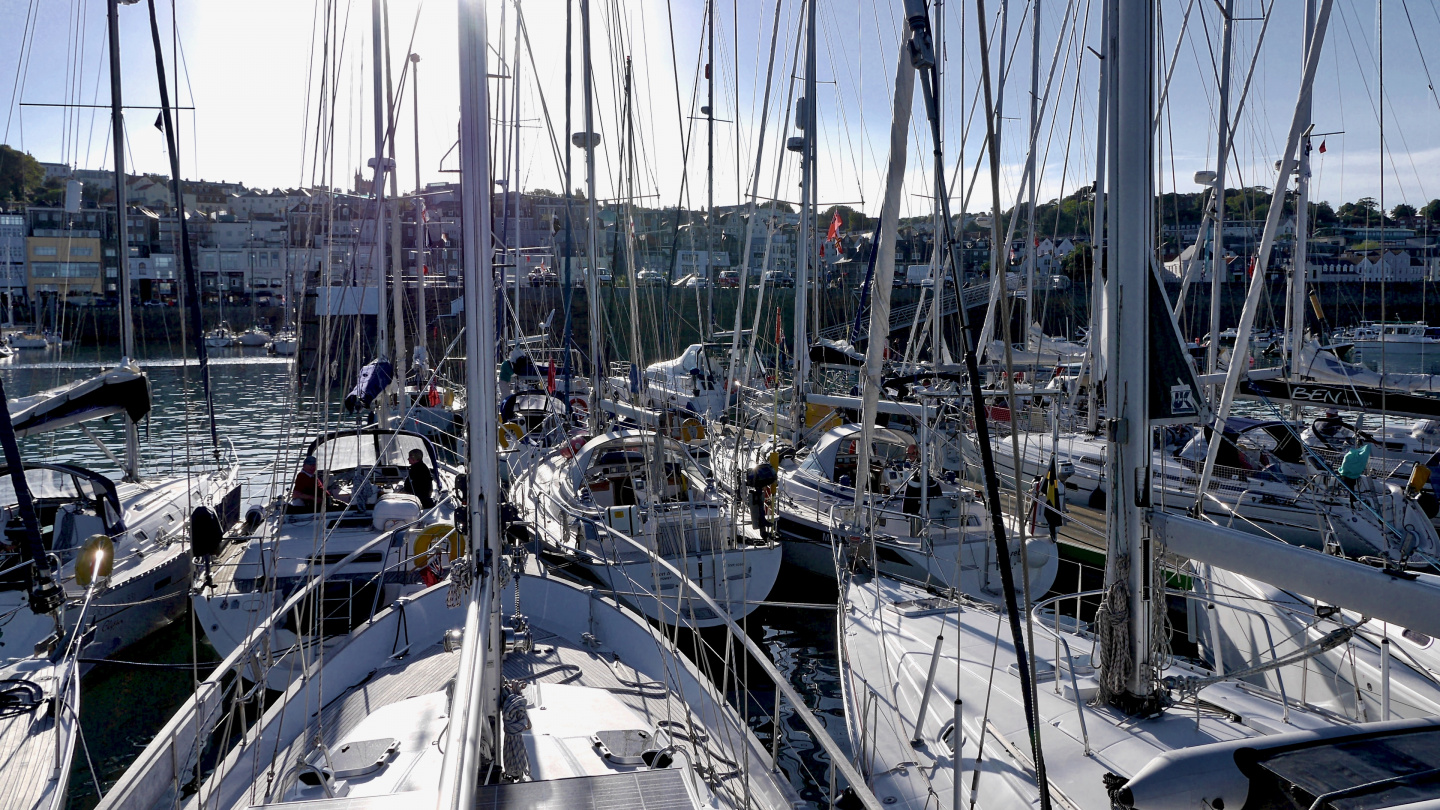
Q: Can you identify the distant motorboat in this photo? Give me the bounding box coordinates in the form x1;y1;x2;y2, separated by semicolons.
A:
7;332;49;349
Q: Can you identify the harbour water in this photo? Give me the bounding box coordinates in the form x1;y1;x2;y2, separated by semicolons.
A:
0;346;848;808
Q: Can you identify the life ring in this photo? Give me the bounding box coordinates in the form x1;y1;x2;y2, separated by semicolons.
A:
570;396;589;413
679;418;706;443
499;422;524;450
560;433;590;458
411;523;465;569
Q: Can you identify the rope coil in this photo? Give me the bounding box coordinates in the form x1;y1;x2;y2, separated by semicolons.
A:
501;680;531;782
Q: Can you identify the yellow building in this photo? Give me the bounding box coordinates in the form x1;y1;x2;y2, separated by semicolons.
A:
26;236;104;299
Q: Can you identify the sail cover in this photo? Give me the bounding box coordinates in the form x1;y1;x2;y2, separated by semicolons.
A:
345;359;394;412
8;364;151;438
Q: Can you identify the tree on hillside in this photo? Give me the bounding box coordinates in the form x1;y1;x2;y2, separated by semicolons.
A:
1313;201;1339;226
820;204;869;231
1061;243;1092;279
1337;196;1382;226
0;145;44;203
1392;203;1417;221
1421;199;1440;223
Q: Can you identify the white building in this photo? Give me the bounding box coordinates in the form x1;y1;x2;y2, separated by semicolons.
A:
1307;250;1424;283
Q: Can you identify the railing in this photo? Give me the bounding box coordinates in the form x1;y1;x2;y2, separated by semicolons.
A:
592;518;883;810
1028;588;1106;756
514;466;877;807
94;520;425;810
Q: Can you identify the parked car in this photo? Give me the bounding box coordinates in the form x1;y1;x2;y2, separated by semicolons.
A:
763;270;795;288
636;269;667;287
717;270;740;288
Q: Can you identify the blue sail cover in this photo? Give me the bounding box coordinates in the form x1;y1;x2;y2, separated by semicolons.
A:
345;360;394;412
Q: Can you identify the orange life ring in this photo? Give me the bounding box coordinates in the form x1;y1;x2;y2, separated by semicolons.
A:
570;396;589;413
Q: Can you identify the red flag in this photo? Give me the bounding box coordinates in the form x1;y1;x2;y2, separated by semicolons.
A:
1318;140;1327;154
546;358;557;392
826;211;842;243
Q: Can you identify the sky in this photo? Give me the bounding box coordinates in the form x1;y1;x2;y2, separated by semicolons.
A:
3;0;1440;225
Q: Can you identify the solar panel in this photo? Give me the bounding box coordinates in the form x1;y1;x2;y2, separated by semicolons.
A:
1245;724;1440;809
472;768;698;809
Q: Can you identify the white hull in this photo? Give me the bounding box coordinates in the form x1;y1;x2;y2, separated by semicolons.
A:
0;464;235;810
510;430;783;629
839;573;1433;810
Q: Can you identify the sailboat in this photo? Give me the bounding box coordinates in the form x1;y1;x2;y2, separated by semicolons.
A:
509;427;782;628
95;8;812;806
203;319;237;348
0;5;239;806
269;327;298;355
193;4;462;688
843;3;1440;808
237;325;271;346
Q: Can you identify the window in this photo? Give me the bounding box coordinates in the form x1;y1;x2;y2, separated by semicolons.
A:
33;246;58;257
70;247;93;257
30;262;99;278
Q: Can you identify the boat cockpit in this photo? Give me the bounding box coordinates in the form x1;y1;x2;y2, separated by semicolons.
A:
291;429;447;515
573;433;707;510
0;463;123;589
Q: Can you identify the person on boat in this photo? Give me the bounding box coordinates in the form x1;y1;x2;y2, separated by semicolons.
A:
291;456;335;508
1314;408;1347;440
403;448;435;509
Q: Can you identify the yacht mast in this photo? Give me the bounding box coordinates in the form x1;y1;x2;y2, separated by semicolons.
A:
510;2;523;347
145;0;225;458
790;0;816;446
622;58;645;388
1083;3;1109;435
383;1;408;414
411;52;427;372
1286;0;1317;387
705;0;716;339
441;1;499;804
1022;0;1041;334
1096;0;1158;707
369;0;392;427
106;0;140;482
580;0;604;432
1206;0;1235;385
